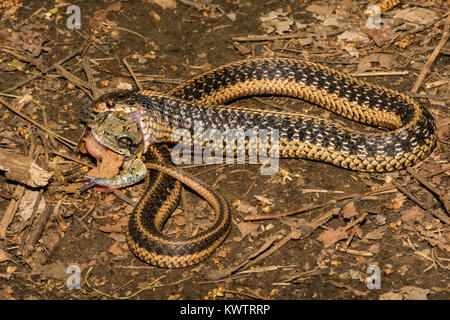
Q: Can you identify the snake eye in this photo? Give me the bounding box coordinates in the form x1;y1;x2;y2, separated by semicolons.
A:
105;100;116;109
118;136;134;148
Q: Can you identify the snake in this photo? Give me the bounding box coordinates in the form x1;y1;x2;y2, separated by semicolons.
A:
82;57;436;268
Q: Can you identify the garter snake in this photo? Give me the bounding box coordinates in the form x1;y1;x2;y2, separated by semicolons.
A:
84;58;436;268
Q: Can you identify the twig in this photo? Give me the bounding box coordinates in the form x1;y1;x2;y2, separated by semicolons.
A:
406;167;449;213
0;96;77;148
13;7;46;30
411;16;450;93
178;0;204;10
393;181;449;224
409;93;450;101
49;150;94;168
22;201;53;255
353;71;409;77
82;57;103;100
84;266;192;299
1;48;83;94
113;190;136;206
0;148;52;187
54;64;94;100
206;207;341;280
0;145;38;238
245;165;450;221
0;184;25;239
123;57;143;91
232;31;306;42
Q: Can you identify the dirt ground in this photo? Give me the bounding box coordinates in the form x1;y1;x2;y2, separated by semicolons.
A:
0;0;449;300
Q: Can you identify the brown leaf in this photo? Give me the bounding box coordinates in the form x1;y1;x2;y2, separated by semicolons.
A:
89;1;123;30
317;227;348;248
379;291;403;300
401;207;425;225
0;249;11;263
144;0;177;10
87;149;124;179
341;202;358;219
236;222;259;240
386;196;407;210
305;4;334;17
98;224;124;233
363;27;396;47
401;286;430;300
355;53;393;74
235;201;258;215
108;242;123;256
364;225;387;240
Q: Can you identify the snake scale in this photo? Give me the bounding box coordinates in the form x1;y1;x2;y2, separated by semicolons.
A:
83;58;436;268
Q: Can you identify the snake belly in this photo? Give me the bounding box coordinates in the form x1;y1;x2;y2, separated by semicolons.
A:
91;58;436;268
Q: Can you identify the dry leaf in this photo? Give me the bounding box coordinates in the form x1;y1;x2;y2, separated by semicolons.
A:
108;242;123;256
341;202;358;219
18;190;46;221
317;227;348;248
394;8;438;25
0;249;11;263
355;53;393;74
337;30;370;43
236;222;259;240
87;149;124;179
89;1;123;30
235;201;258;215
305;4;334;17
254;195;273;206
108;232;126;243
260;9;294;35
144;0;177;10
98;224;124;233
401;207;425;225
386;196;407;210
401;286;430;300
364;225;387;240
38;261;68;281
379;291;403;300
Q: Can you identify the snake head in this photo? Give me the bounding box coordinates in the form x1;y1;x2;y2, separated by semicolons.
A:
88;111;144;158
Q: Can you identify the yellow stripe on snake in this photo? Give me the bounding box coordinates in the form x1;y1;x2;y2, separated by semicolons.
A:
82;58;436;268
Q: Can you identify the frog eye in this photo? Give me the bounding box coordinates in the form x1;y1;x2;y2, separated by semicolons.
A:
118;136;134;148
105;100;116;108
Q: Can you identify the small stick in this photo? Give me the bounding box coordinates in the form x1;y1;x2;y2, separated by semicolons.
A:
411;16;450;93
82;57;103;100
123;57;143;91
13;7;46;30
22;192;48;256
0;96;77;148
0;184;25;238
0;145;37;238
232;31;306;42
113;190;136;206
245;165;450;221
393;181;449;224
353;71;409;77
49;150;94;168
54;64;94;100
406;167;449;213
0;148;52;187
1;48;83;94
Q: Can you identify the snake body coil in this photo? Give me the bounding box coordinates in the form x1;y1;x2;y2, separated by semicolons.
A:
89;58;436;268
